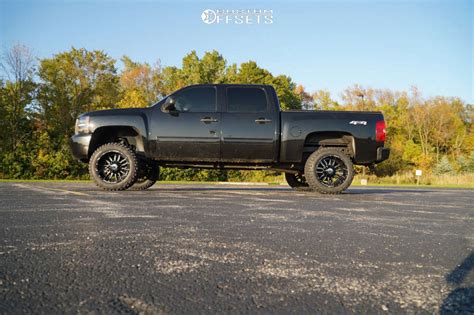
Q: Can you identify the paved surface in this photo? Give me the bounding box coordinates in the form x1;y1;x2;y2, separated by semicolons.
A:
0;182;473;314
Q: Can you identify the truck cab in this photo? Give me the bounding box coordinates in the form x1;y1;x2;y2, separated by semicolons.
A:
149;84;280;163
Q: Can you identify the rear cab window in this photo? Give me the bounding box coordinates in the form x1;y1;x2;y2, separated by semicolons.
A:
226;87;268;112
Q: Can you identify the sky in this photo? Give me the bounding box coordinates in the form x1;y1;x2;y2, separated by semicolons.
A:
1;0;473;103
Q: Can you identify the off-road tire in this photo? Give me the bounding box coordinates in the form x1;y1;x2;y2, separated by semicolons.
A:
129;160;159;191
304;148;354;194
285;173;310;191
89;142;138;191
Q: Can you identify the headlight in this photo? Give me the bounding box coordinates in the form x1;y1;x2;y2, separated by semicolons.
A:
75;116;91;134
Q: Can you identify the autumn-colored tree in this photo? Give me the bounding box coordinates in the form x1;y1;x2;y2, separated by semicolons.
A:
311;90;340;110
117;56;162;108
341;85;378;111
427;97;466;160
295;85;313;109
339;85;472;174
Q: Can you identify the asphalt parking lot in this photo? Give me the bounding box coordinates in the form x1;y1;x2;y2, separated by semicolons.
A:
0;182;473;314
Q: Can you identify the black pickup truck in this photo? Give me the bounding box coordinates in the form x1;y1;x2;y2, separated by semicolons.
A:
70;84;389;193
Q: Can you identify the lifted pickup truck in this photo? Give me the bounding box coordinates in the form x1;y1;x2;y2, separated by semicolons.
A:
70;84;389;193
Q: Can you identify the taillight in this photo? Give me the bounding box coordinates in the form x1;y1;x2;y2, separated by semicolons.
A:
375;120;386;142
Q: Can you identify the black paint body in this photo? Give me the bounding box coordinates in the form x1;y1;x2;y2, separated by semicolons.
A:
70;84;389;171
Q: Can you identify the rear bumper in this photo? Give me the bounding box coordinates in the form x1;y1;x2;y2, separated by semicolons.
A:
69;134;91;161
376;147;390;163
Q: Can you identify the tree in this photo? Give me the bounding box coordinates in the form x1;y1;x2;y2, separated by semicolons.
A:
428;97;466;161
161;66;184;95
0;44;36;153
402;140;424;167
160;52;302;110
228;61;301;110
232;61;272;84
312;90;340;110
467;151;474;172
270;75;301;110
37;47;120;140
2;45;472;180
434;156;454;175
117;56;163;108
35;47;120;178
456;155;468;173
0;45;37;178
295;85;313;109
341;85;377;111
161;50;228;94
199;50;227;84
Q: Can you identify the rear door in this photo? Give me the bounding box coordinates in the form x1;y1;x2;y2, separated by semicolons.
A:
221;86;278;162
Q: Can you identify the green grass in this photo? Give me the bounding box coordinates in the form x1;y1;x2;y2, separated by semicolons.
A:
350;182;474;189
352;173;474;189
0;179;89;183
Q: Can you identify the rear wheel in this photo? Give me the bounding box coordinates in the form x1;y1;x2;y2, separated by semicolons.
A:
304;148;354;194
129;160;159;190
89;142;138;191
285;172;310;190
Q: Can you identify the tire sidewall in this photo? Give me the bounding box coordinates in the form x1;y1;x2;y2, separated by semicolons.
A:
129;161;159;191
285;172;310;189
89;143;138;191
304;148;354;194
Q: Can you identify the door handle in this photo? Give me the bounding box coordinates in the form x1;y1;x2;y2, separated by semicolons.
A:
200;117;218;124
255;118;272;124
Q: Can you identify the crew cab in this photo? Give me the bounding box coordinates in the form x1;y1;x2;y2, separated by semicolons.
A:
70;84;389;193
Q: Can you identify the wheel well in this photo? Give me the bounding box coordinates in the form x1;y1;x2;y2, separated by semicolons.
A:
303;132;354;161
88;126;144;158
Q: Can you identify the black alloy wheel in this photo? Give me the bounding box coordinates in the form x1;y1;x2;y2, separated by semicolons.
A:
97;151;131;183
285;172;310;190
89;142;138;191
304;148;354;194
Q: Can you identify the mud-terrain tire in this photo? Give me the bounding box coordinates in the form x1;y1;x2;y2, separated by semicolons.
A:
285;173;310;191
129;160;159;191
89;142;138;191
304;148;354;194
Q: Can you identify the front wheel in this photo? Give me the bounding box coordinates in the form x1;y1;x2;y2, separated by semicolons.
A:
89;142;138;191
285;172;310;190
129;160;159;191
304;148;354;194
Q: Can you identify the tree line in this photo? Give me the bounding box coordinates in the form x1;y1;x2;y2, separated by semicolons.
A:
0;44;473;180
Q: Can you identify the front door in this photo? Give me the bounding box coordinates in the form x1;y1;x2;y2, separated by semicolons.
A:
152;86;221;162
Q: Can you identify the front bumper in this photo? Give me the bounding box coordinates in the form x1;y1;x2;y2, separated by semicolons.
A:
69;134;92;161
376;147;390;163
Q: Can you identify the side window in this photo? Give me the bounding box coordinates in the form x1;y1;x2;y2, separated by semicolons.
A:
227;87;268;112
173;87;216;112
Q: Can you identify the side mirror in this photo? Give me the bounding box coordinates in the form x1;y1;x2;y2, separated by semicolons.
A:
161;97;176;113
